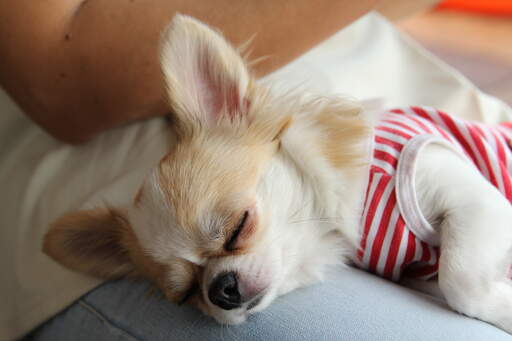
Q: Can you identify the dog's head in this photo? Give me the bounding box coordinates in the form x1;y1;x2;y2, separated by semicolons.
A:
44;15;370;324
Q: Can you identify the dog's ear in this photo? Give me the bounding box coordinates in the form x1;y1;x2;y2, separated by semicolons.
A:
43;208;135;279
160;14;251;135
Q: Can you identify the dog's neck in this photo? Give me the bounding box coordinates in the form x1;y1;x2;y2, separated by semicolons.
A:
256;109;372;292
279;108;372;248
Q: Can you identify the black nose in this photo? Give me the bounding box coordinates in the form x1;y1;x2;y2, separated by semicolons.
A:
208;272;242;310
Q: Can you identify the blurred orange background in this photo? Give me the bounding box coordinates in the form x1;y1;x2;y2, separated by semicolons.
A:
439;0;512;15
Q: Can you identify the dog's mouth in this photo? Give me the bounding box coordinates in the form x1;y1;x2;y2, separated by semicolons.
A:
206;292;267;325
246;295;263;311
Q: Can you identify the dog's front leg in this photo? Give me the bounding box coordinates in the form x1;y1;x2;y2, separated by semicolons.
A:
415;143;512;333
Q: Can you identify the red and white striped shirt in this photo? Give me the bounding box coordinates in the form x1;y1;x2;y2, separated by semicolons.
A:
356;106;512;281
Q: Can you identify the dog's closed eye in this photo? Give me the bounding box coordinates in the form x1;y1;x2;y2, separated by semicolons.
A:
222;206;259;253
224;210;249;251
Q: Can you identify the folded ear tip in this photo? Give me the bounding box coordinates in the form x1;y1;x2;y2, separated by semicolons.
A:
42;208;134;279
41;213;76;262
42;228;56;258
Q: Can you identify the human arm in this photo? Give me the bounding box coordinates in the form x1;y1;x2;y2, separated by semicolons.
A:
0;0;378;143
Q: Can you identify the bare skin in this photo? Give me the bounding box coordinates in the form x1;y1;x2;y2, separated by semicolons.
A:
0;0;378;143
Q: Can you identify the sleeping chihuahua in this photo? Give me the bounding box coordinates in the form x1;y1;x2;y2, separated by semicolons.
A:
44;15;512;333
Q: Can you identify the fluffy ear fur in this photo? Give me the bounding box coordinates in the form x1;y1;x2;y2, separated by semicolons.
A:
43;208;135;279
160;14;251;135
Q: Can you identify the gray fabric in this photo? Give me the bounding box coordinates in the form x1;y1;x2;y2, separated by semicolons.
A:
28;267;511;340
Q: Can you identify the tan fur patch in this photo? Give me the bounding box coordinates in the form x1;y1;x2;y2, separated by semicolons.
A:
157;135;272;219
43;207;135;279
316;109;370;170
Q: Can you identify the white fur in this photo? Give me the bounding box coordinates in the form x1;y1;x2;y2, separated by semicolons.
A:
128;171;205;265
414;143;512;333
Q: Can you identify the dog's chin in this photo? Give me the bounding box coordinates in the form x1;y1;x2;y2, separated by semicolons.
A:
198;304;248;325
213;310;248;325
208;301;268;324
